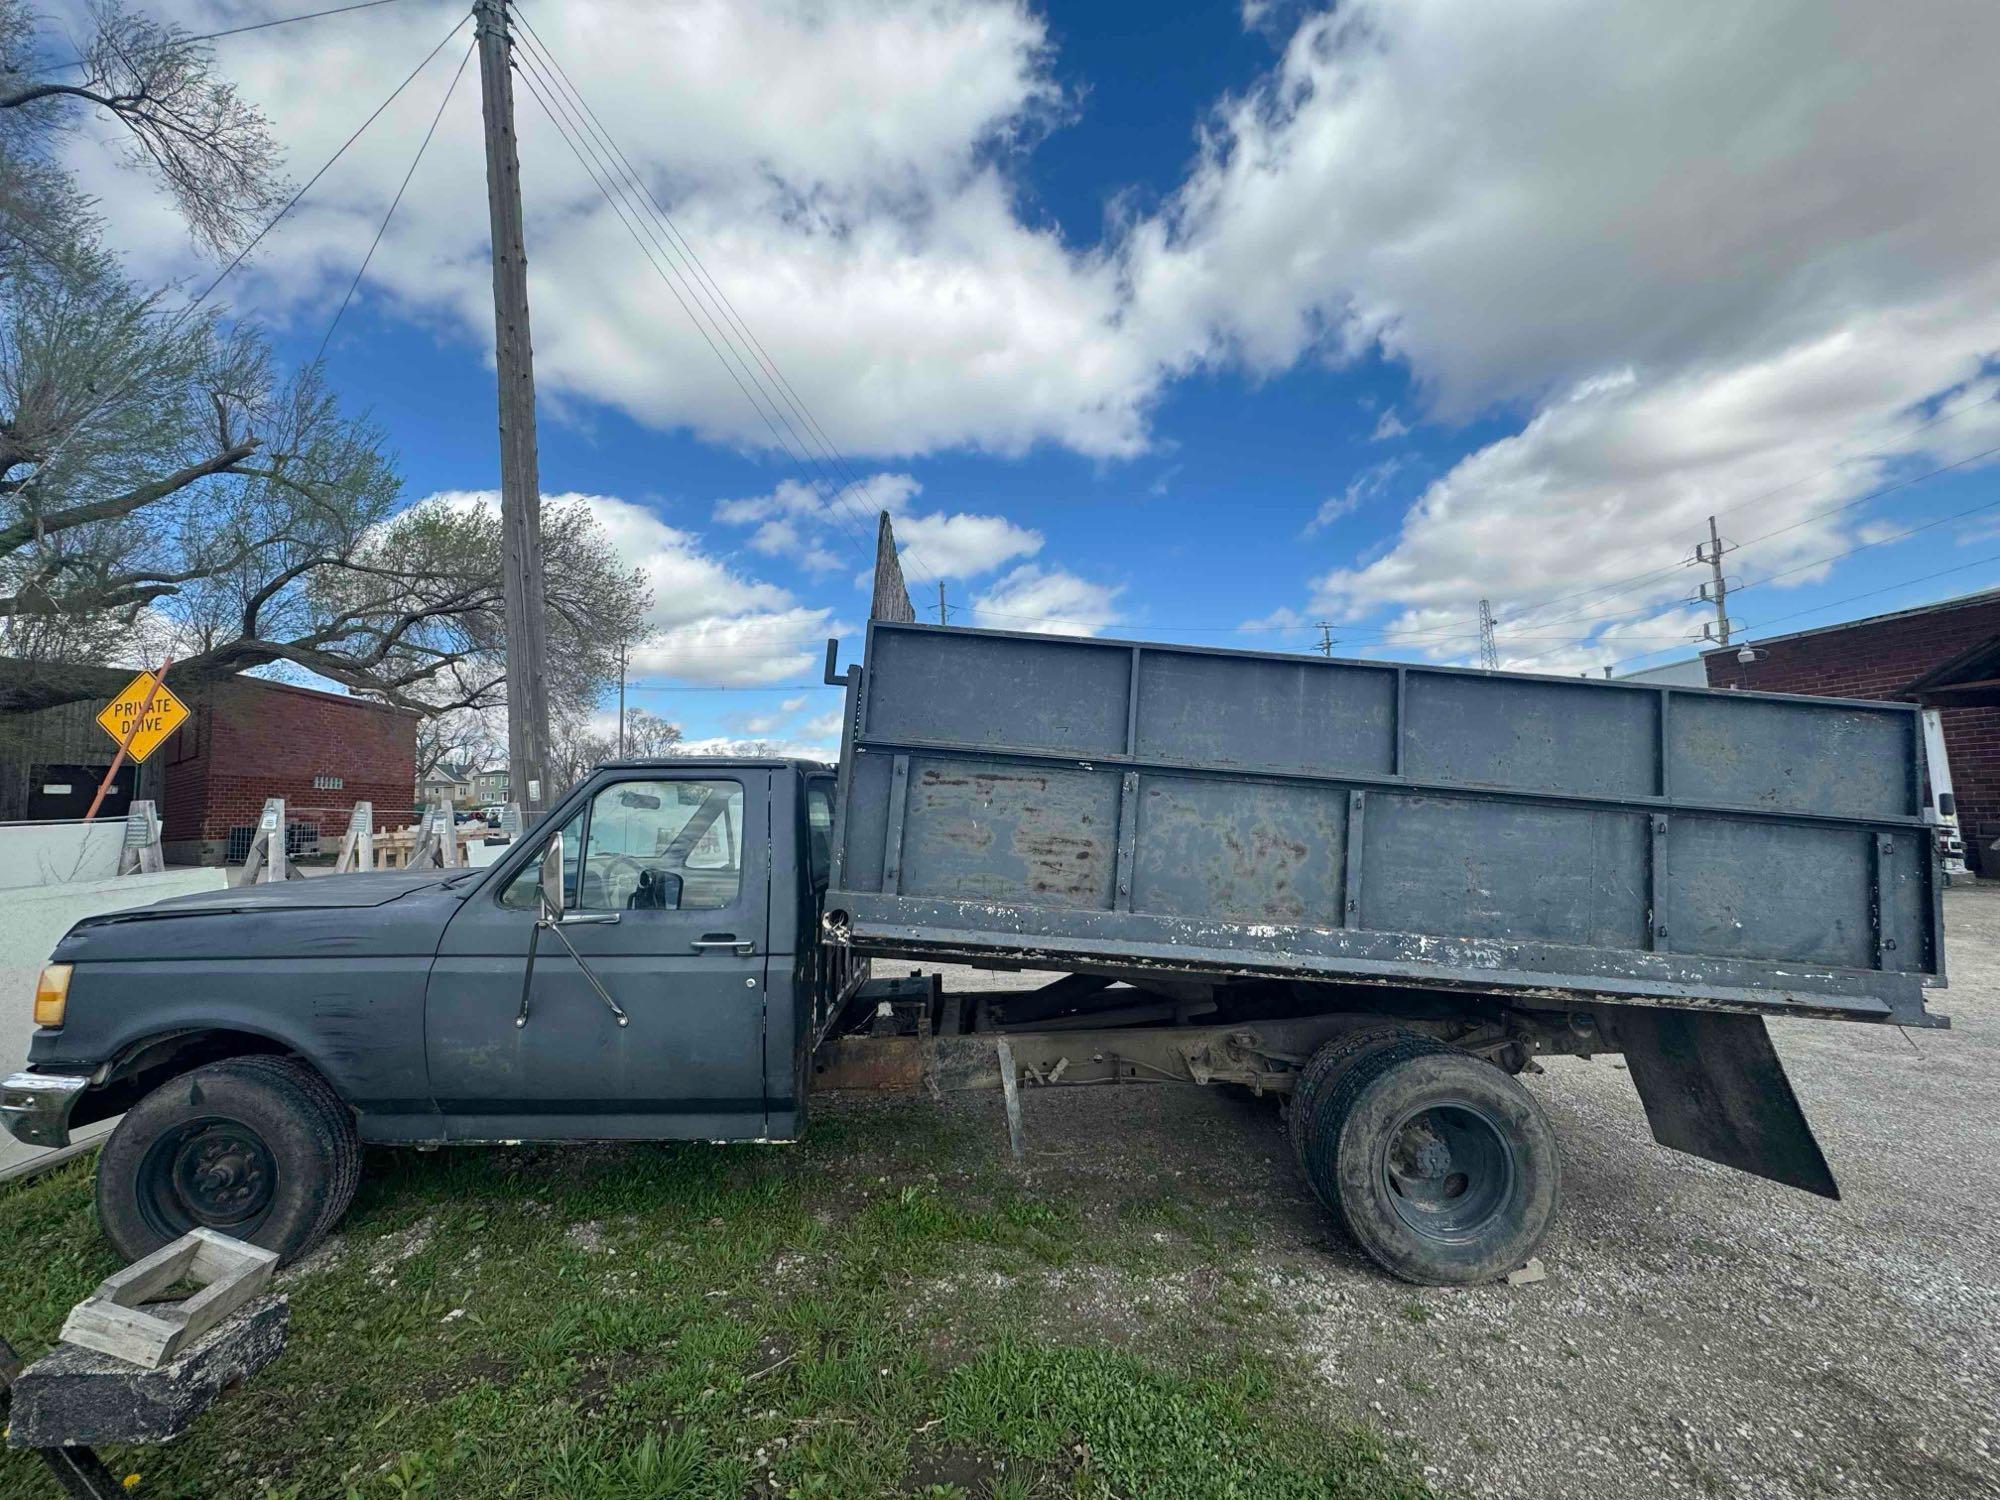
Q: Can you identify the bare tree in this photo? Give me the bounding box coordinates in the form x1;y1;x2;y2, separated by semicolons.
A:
0;0;283;255
621;708;683;759
0;2;652;725
414;705;502;782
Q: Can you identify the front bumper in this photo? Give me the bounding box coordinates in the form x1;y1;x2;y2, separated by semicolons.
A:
1;1071;90;1149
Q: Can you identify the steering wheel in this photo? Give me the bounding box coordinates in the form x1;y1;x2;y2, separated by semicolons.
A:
596;853;645;909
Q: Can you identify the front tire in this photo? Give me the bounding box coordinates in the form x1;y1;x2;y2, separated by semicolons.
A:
96;1056;361;1265
1298;1035;1560;1285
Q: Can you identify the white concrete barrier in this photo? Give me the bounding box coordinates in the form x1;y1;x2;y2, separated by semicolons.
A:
1;869;228;1177
0;820;129;890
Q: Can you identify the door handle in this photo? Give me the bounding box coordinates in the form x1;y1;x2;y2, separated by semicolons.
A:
559;912;620;926
691;936;755;955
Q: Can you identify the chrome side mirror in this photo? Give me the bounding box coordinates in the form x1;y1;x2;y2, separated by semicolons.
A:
538;831;565;919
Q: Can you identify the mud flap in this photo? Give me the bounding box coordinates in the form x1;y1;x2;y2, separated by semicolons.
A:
1614;1010;1839;1199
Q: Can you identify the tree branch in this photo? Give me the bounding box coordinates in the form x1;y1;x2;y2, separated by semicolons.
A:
0;440;259;553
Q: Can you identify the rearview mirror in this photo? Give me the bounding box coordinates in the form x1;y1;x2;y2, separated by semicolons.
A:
538;831;565;919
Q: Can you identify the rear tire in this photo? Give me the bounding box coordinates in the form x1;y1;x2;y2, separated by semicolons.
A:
1298;1037;1560;1285
96;1055;361;1265
1289;1027;1422;1172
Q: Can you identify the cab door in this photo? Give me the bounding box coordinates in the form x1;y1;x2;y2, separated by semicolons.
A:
425;770;772;1141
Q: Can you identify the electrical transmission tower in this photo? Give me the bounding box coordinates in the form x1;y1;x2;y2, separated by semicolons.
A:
1478;599;1499;670
1315;621;1335;657
1692;514;1738;645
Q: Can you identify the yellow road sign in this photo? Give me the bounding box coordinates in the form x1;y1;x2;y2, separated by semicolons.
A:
95;671;190;764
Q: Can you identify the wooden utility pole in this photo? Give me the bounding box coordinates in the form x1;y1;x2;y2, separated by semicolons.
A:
937;582;949;625
1694;514;1734;646
476;0;551;818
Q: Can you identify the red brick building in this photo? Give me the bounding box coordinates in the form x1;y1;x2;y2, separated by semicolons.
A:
1702;587;2000;872
161;678;418;864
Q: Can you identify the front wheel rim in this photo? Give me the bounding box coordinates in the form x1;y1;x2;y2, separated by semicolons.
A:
1379;1101;1516;1242
136;1117;278;1239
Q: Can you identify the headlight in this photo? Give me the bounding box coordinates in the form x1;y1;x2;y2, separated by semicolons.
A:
33;964;72;1028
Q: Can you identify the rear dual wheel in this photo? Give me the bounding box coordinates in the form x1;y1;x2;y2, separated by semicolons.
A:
1292;1031;1559;1285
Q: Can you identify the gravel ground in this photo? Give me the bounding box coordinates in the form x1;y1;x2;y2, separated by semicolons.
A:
914;884;2000;1500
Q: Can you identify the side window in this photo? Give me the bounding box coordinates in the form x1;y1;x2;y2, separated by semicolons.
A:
499;807;583;910
577;779;744;912
806;779;834;888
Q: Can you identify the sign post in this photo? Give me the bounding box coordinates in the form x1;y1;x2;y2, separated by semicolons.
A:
84;664;189;823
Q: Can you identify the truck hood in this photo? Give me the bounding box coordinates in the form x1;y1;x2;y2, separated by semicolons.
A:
50;870;478;964
73;869;464;925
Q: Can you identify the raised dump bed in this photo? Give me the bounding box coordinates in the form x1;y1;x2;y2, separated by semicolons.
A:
827;622;1944;1028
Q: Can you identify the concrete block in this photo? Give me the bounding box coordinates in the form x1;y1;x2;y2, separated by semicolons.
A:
6;1295;288;1448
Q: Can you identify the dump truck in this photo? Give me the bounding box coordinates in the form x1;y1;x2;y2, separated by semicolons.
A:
3;621;1947;1285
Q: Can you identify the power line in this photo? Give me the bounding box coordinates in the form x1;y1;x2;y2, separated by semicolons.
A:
511;8;908;556
507;36;883;563
508;51;882;567
509;8;957;586
313;34;476;365
45;0;409;71
1596;552;2000;675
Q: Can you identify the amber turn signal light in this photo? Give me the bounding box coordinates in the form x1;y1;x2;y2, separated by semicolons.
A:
33;963;72;1028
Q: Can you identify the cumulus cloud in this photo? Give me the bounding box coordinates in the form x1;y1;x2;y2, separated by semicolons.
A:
715;472;1040;584
68;0;2000;663
1120;0;2000;663
75;0;1160;458
971;565;1123;635
422;488;847;685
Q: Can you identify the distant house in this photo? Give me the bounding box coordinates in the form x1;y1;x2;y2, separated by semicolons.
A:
470;766;510;805
417;764;471;807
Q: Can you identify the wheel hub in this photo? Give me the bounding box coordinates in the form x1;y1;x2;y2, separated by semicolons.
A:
140;1119;277;1235
1382;1103;1515;1240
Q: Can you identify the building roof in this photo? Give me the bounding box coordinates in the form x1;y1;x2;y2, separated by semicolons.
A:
217;673;421;718
1698;584;2000;660
1901;631;2000;708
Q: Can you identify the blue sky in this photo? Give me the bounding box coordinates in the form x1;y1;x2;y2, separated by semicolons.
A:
53;0;2000;755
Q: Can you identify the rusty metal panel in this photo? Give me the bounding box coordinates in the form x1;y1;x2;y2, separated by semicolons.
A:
829;622;1946;1022
895;756;1119;910
1130;774;1347;925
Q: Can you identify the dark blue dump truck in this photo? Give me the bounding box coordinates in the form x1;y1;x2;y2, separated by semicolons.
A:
5;622;1948;1285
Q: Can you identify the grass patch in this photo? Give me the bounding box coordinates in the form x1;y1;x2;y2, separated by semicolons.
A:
0;1100;1431;1499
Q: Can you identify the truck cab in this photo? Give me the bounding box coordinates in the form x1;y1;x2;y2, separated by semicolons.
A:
3;759;851;1264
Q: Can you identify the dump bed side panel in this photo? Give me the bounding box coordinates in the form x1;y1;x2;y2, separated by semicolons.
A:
828;624;1943;1025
